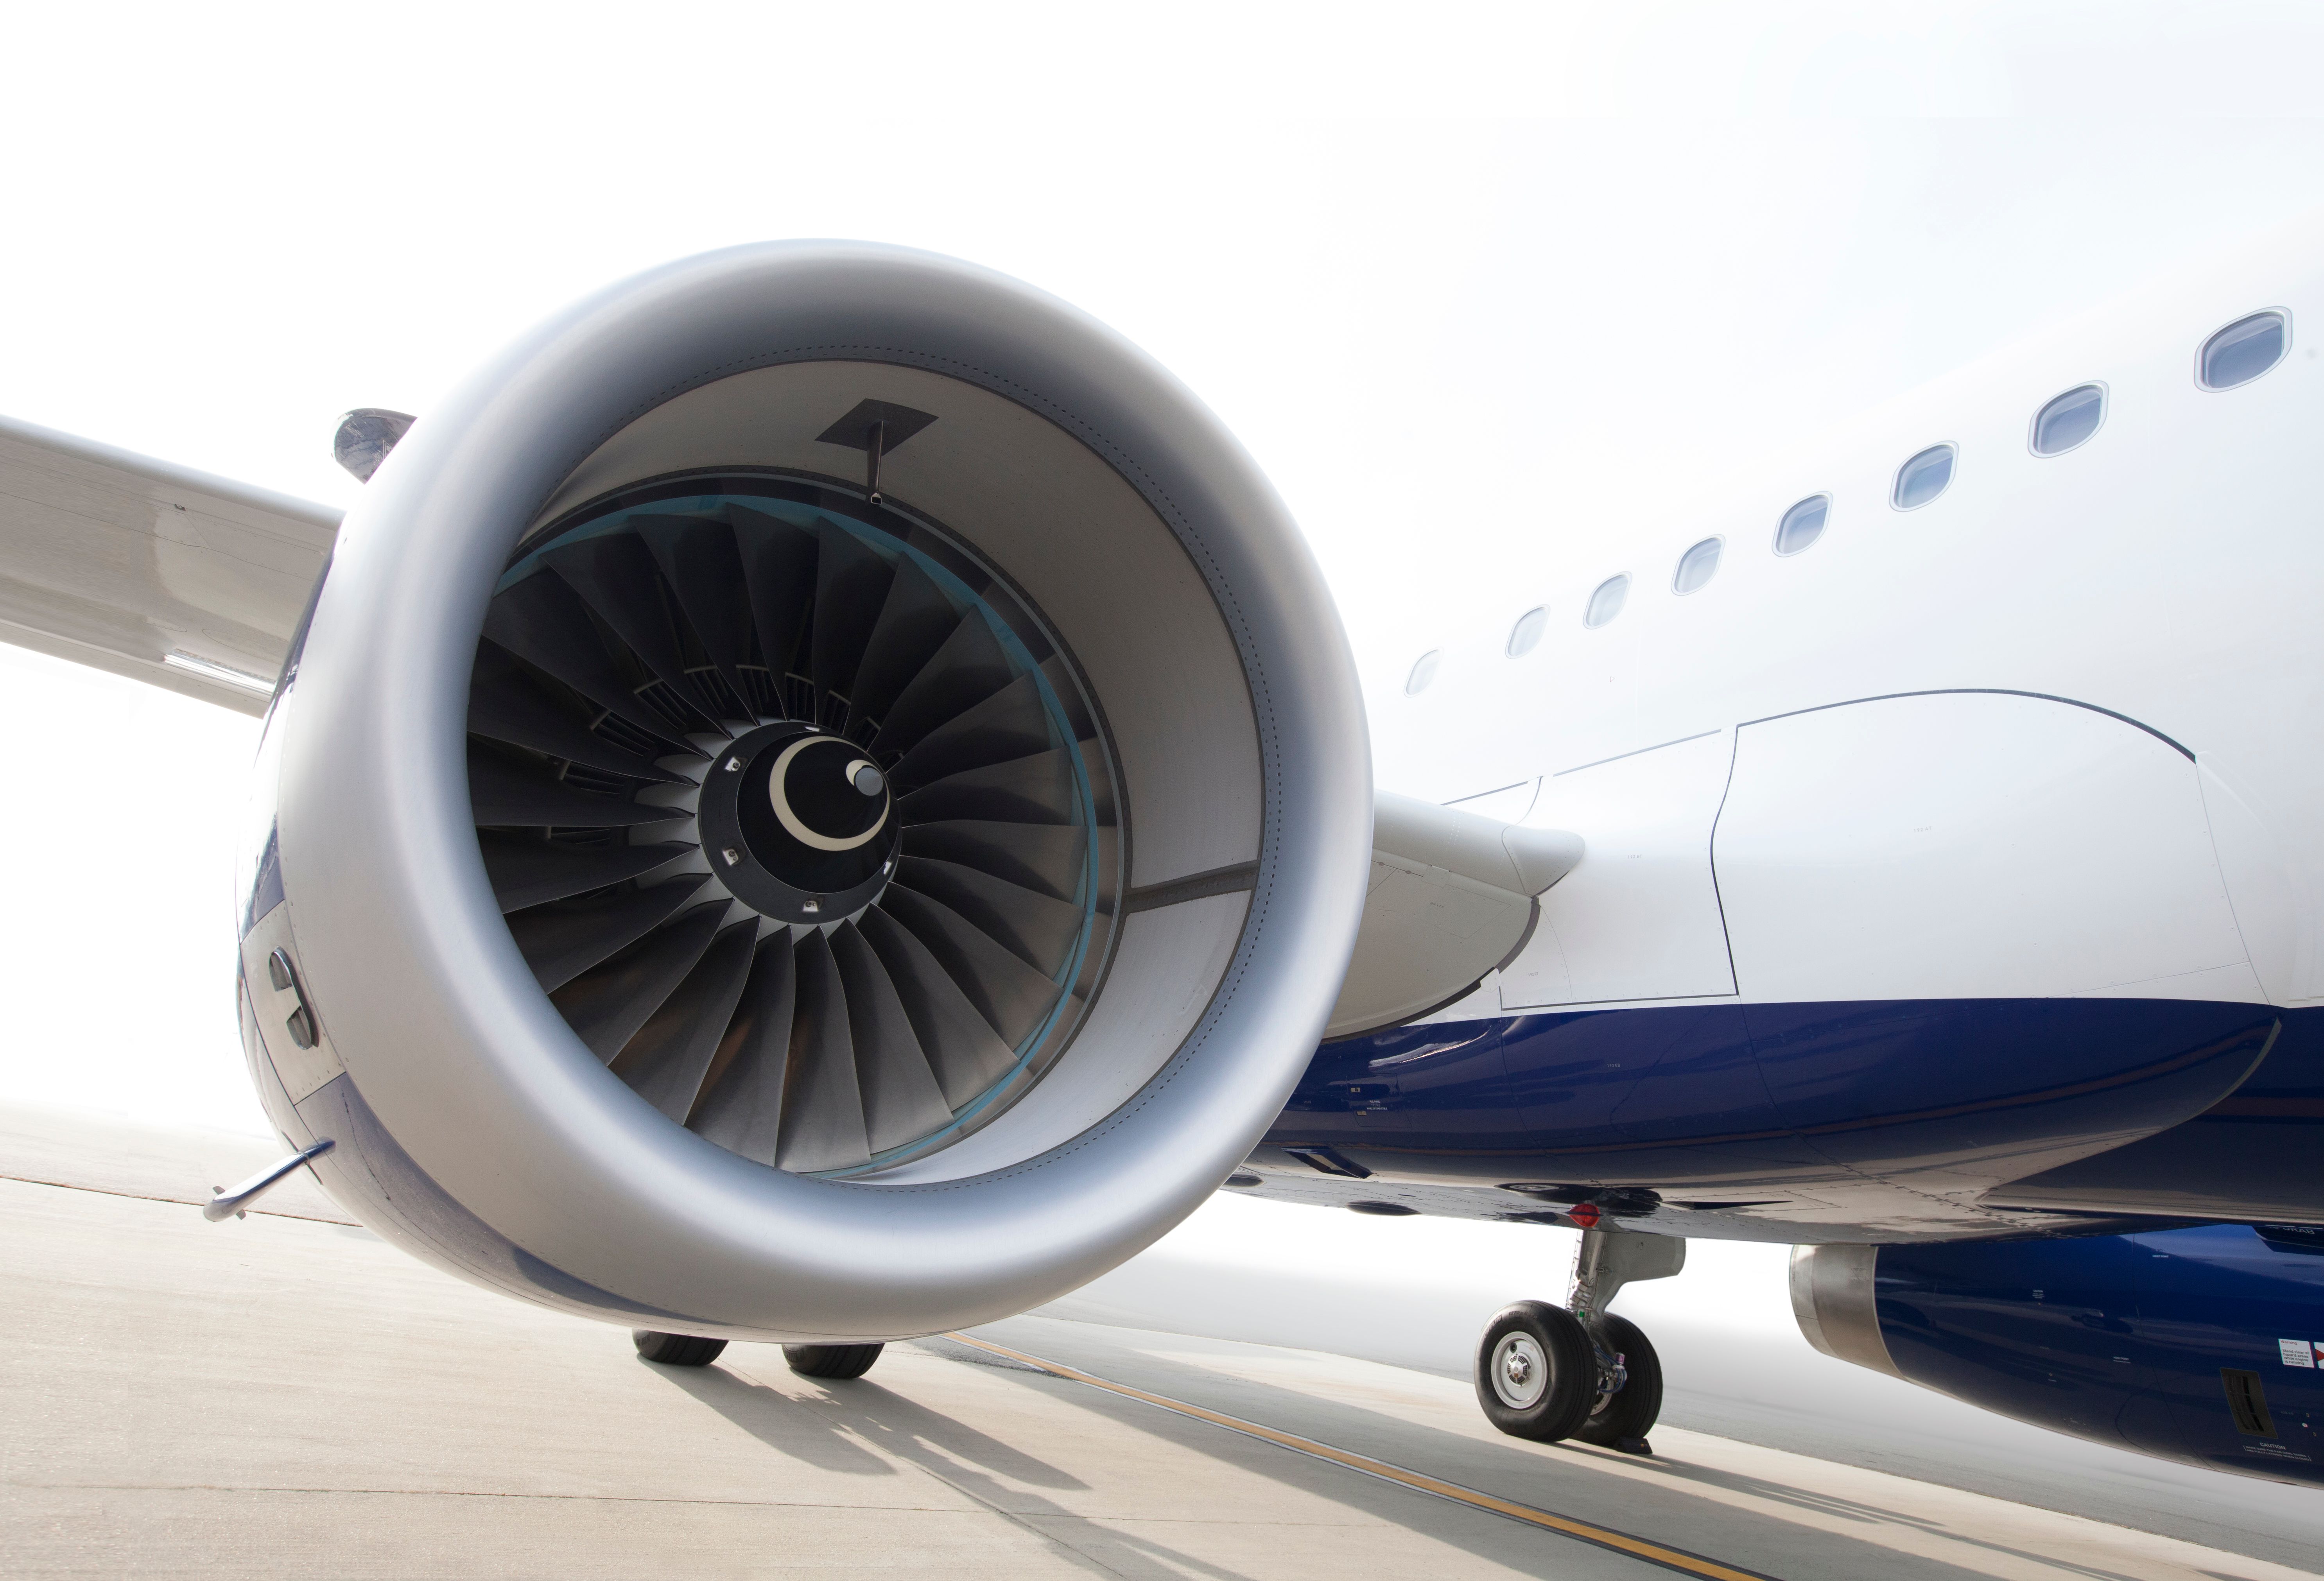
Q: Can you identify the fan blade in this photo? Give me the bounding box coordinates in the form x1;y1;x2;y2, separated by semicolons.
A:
633;514;756;710
886;672;1056;790
507;877;709;991
896;747;1080;826
894;857;1082;976
612;920;759;1120
730;504;818;697
470;748;685;829
688;937;797;1164
543;534;724;732
775;932;871;1171
482;570;690;747
548;902;727;1060
844;556;960;732
870;612;1013;758
478;834;693;911
857;905;1019;1107
876;884;1061;1049
468;644;691;784
901;819;1087;903
809;521;894;709
829;923;954;1151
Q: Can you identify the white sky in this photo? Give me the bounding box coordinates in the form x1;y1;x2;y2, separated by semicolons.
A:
0;9;2318;1099
7;7;2323;1130
2;11;2323;1453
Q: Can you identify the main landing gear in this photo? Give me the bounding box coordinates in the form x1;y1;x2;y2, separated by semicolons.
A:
1474;1227;1682;1455
633;1330;728;1366
631;1330;886;1379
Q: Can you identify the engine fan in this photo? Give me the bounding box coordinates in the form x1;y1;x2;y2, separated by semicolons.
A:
472;479;1117;1174
233;242;1372;1342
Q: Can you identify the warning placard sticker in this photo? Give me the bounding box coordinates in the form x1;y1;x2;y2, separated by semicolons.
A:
2281;1338;2319;1367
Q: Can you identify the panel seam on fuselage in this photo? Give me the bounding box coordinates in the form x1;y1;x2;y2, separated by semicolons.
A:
1707;727;1745;1004
1552;729;1721;778
1446;779;1529;804
1738;688;2194;761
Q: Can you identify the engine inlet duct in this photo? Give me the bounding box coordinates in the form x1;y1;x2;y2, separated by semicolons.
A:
236;243;1372;1343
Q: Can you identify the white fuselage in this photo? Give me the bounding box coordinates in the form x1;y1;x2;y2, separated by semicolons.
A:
1373;212;2324;1020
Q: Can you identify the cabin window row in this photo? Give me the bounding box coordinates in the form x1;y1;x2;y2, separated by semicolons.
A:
1406;309;2292;693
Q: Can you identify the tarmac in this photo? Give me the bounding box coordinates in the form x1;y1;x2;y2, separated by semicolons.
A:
2;1103;2318;1580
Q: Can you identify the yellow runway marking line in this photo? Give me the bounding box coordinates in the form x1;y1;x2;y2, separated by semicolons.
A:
946;1332;1777;1581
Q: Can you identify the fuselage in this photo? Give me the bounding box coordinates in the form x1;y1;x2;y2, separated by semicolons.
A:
1259;211;2324;1243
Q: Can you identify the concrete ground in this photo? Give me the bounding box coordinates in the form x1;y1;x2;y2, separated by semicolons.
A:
1046;1193;2324;1560
2;1105;2317;1581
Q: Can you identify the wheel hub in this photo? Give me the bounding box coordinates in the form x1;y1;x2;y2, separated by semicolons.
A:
1491;1333;1549;1409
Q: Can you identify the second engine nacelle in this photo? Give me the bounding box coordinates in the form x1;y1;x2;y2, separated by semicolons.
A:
1792;1226;2324;1485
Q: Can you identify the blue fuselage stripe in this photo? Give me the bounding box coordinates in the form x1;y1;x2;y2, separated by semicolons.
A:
1268;997;2308;1196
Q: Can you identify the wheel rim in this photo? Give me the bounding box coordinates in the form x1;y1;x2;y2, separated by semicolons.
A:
1490;1332;1549;1409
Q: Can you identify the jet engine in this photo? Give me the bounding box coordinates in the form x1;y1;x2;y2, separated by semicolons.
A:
1792;1226;2324;1486
233;243;1372;1342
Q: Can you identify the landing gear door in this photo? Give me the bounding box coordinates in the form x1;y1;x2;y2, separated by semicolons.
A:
1499;731;1739;1009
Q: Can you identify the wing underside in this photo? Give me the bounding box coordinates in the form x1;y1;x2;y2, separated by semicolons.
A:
0;413;340;715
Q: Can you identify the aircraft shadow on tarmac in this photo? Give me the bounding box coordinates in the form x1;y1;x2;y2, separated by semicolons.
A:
643;1356;1282;1581
641;1333;1792;1581
629;1324;2292;1581
914;1327;2184;1581
644;1353;1087;1489
1630;1454;2150;1581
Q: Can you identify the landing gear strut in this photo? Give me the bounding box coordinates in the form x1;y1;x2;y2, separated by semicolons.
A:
1474;1226;1682;1455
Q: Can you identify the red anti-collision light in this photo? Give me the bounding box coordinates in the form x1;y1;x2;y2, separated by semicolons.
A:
1568;1203;1602;1229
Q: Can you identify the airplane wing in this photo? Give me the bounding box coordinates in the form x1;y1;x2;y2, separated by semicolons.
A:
0;413;340;715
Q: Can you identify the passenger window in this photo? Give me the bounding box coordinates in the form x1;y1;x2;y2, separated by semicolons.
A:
1672;538;1722;595
1774;494;1829;556
1506;607;1548;658
2200;310;2290;390
1892;444;1956;510
2031;384;2105;455
1405;650;1440;695
1584;575;1630;629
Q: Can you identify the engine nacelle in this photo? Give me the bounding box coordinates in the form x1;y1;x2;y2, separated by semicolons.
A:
1792;1226;2324;1485
234;243;1372;1341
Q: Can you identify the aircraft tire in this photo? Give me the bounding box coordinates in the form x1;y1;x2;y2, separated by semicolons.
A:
784;1343;884;1380
1475;1301;1595;1441
632;1330;729;1366
1572;1314;1662;1454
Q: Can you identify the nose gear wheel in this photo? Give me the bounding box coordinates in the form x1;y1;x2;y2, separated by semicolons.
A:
1490;1331;1549;1409
1473;1301;1595;1442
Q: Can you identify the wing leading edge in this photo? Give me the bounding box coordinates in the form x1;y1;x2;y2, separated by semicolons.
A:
0;413;340;715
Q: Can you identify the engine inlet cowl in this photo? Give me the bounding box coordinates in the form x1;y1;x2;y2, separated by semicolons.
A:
235;242;1372;1343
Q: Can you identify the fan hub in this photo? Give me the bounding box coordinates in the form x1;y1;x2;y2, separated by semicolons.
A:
766;735;889;852
699;722;899;925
